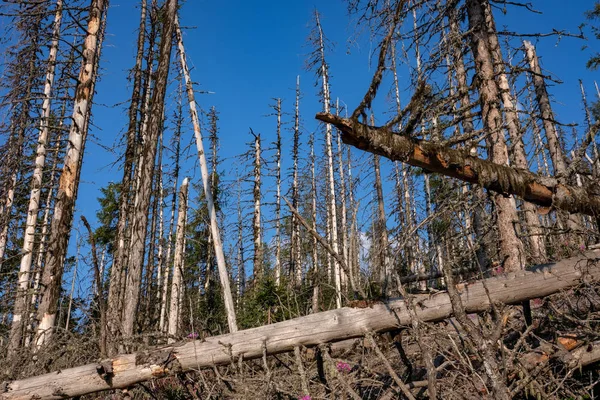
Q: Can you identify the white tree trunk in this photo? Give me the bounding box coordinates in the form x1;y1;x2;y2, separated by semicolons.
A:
175;16;237;332
252;132;263;279
310;134;319;312
291;76;301;285
9;0;64;354
336;100;349;289
315;11;341;308
167;178;188;343
36;0;107;346
274;98;282;285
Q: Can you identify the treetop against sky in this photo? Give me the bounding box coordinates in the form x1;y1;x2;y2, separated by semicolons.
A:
62;0;598;274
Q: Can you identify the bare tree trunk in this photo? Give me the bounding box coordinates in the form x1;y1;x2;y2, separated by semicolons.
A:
8;0;63;356
447;9;491;270
251;131;263;279
310;134;319;312
25;134;62;348
236;177;245;300
291;76;301;285
155;134;165;306
523;40;583;243
0;169;17;269
167;178;188;343
479;3;546;263
160;159;179;333
317;113;600;217
466;0;525;273
159;92;182;334
0;4;43;271
174;16;237;332
36;0;108;346
108;0;148;351
371;113;389;286
273;98;282;285
122;0;177;340
336;100;349;289
314;11;341;308
390;43;417;279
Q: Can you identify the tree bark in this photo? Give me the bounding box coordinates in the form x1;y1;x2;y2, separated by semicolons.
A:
466;0;525;273
373;147;389;284
174;16;237;332
4;249;599;400
108;0;148;350
252;131;263;279
8;0;63;356
122;0;177;340
36;0;107;346
291;76;302;286
273;98;282;285
167;178;188;343
314;114;600;217
336;101;349;289
314;11;341;307
523;40;584;242
481;2;545;263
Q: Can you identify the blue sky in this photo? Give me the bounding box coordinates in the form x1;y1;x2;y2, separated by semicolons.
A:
66;0;599;288
81;0;599;211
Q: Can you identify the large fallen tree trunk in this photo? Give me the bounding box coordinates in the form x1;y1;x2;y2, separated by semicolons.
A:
3;249;599;399
315;113;600;217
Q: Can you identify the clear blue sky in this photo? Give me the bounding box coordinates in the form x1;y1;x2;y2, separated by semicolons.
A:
69;0;598;287
81;0;599;211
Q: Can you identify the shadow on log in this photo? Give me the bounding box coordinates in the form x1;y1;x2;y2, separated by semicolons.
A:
2;249;599;399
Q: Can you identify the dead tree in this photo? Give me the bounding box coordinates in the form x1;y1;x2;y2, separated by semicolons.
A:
36;0;108;346
251;130;263;279
174;16;237;332
8;0;63;356
108;0;148;351
122;0;178;340
167;177;188;343
316;113;600;217
309;10;341;307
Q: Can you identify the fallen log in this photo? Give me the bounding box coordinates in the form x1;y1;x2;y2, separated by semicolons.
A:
315;112;600;217
2;249;599;400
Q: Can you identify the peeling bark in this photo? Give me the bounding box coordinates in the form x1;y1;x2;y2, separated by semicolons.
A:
167;178;188;343
314;113;600;217
36;0;107;346
9;0;63;356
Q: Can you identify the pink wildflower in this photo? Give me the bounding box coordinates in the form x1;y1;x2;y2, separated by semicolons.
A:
336;361;351;373
187;332;199;339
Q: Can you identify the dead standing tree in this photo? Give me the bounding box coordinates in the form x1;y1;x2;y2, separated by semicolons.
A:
35;0;108;347
122;0;178;341
8;0;63;356
174;16;238;332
